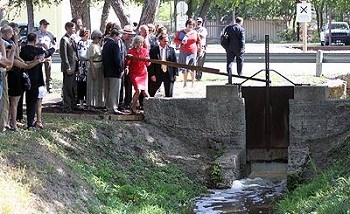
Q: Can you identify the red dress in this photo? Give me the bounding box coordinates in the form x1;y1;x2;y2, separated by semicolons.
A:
127;48;151;90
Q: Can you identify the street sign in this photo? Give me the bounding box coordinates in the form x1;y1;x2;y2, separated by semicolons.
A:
296;2;312;22
176;15;188;31
177;1;188;14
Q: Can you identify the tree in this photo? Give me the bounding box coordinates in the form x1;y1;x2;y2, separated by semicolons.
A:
7;0;61;33
138;0;160;25
25;0;34;32
100;0;111;32
197;0;211;21
110;0;131;27
70;0;91;30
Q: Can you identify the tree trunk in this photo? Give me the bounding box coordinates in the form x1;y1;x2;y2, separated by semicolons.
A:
110;0;130;27
70;0;91;30
100;0;111;32
139;0;160;26
198;0;211;21
25;0;35;33
186;0;193;18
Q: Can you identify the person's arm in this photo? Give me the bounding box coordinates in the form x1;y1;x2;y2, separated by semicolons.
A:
170;48;178;76
87;46;97;80
14;57;41;70
0;42;14;69
59;37;73;74
240;28;246;53
196;32;203;55
50;32;56;46
173;31;184;45
148;48;157;76
144;49;151;67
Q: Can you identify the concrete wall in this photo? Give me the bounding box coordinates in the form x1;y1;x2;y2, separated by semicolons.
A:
288;86;350;175
144;85;246;186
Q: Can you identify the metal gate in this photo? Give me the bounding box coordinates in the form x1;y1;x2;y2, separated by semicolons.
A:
242;86;294;150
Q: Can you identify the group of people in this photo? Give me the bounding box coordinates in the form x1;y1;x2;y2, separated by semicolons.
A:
59;17;209;115
0;19;55;133
0;15;245;132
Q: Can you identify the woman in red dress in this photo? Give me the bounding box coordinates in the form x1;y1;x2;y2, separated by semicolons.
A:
127;35;151;113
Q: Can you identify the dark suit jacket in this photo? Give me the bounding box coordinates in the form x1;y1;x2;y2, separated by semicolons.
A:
226;23;245;54
59;34;77;73
102;37;125;78
148;45;178;82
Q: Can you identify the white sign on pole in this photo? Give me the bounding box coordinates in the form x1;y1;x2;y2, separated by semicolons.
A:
296;3;312;22
176;15;188;31
177;1;188;15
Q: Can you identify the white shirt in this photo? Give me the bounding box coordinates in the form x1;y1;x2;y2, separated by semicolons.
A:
36;30;55;49
195;26;208;46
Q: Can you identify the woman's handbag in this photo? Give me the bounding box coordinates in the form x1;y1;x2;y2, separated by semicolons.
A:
22;71;31;91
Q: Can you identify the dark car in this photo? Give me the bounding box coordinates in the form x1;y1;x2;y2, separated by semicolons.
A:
18;23;39;46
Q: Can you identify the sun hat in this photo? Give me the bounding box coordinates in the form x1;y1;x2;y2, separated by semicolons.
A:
121;25;136;35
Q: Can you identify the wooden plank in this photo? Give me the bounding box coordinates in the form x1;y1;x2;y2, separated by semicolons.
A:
126;55;267;82
127;55;220;74
43;112;144;121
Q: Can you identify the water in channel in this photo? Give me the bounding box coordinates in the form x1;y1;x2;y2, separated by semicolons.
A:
193;177;286;214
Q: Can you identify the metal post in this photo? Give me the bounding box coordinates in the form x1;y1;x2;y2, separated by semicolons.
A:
265;35;270;147
265;35;270;87
316;50;323;77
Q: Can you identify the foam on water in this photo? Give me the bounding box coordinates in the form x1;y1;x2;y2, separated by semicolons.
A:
194;178;286;213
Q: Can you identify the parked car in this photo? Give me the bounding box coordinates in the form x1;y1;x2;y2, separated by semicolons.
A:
320;22;350;46
18;23;39;46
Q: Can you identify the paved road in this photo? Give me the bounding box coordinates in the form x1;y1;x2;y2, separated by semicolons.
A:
52;43;350;63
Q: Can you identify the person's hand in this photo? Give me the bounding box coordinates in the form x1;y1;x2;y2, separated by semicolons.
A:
92;72;96;80
197;50;203;57
13;33;19;42
151;75;156;82
90;67;97;80
42;43;49;50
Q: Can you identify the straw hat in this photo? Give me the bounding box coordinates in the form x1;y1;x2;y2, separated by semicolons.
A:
121;25;136;35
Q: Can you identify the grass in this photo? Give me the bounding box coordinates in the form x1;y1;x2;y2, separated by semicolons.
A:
277;137;350;214
0;115;206;213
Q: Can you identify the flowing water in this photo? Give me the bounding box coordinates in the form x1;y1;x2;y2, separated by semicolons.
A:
193;178;286;214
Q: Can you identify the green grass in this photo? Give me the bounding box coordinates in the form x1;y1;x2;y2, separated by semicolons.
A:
0;115;206;213
277;139;350;214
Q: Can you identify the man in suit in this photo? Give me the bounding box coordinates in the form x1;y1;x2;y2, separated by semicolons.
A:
148;33;178;97
224;17;245;84
59;22;77;112
102;29;126;115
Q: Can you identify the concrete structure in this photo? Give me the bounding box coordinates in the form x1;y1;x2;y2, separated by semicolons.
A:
144;85;350;186
288;86;350;175
144;85;246;186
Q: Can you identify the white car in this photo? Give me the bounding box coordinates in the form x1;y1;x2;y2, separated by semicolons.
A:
320;22;350;46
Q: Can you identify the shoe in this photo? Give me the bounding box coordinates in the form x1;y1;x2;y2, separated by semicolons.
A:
113;110;126;115
35;121;44;129
8;126;17;132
